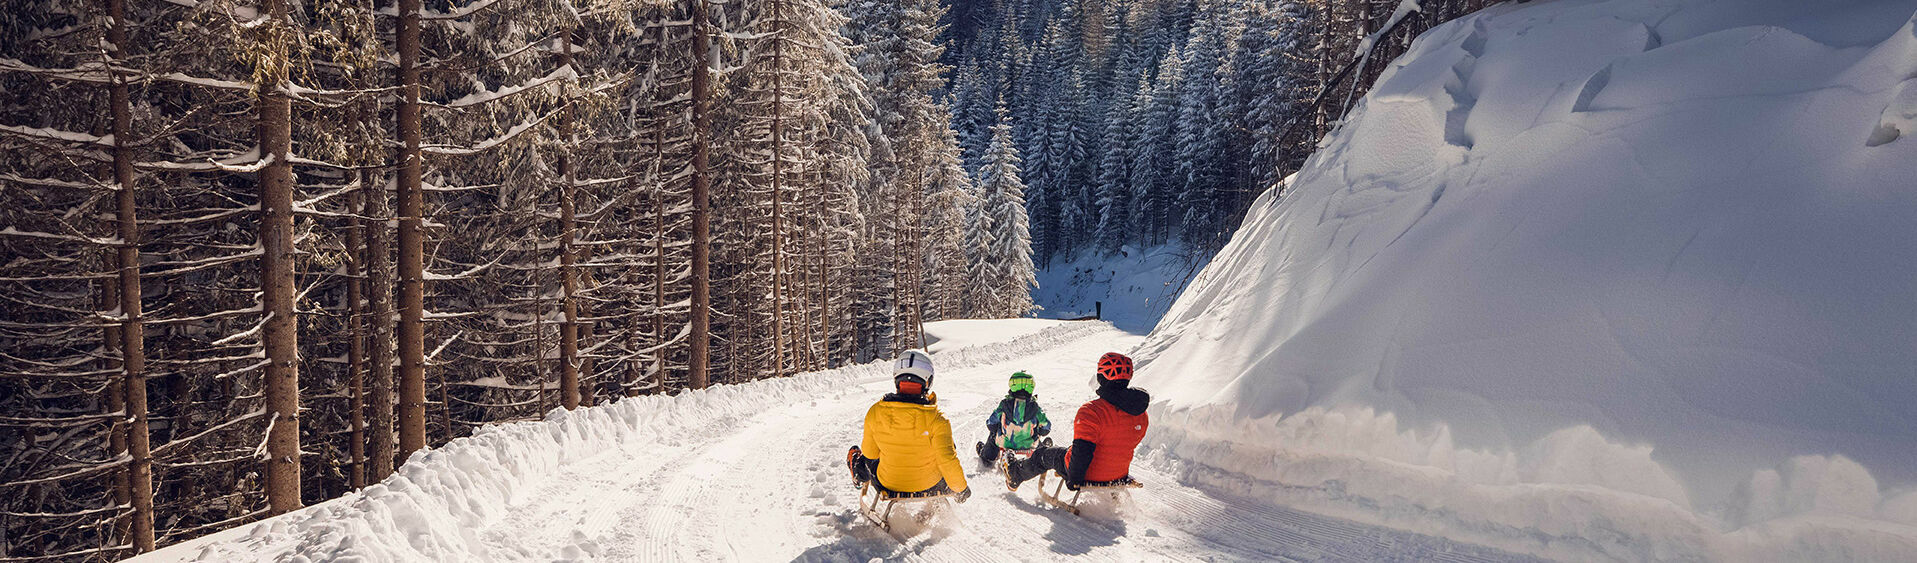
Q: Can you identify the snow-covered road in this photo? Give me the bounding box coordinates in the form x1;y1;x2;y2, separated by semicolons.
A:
145;320;1528;562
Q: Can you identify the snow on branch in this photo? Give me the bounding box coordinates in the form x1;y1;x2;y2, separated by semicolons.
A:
0;227;120;246
151;409;269;459
0;543;132;562
0;58;112;84
147;206;253;227
632;323;692;355
423;181;500;192
0;504;127;519
426;331;462;364
0;124;113;147
443;66;576;109
0;172;106;190
375;0;508;21
140;246;263;278
422;109;559;155
291;179;359;215
0;453;130;489
137;148;267;173
0;412;121;427
1355;0;1425;56
422;255;501;281
289;153;379;171
146;304;262;327
156;72;253;91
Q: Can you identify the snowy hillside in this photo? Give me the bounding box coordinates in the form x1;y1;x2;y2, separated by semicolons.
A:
1031;244;1206;333
1134;0;1917;560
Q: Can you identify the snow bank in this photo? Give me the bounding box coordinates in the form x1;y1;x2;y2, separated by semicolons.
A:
1135;0;1917;559
141;322;1111;562
1033;243;1206;334
922;318;1071;353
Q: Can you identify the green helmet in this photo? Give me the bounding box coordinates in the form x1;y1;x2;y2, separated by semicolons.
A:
1009;371;1035;394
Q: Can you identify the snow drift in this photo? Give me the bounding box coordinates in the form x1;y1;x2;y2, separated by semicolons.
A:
1134;0;1917;560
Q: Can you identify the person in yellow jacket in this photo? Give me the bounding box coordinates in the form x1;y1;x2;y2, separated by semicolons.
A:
846;350;971;502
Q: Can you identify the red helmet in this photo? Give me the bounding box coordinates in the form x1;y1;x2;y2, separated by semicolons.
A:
1097;352;1133;382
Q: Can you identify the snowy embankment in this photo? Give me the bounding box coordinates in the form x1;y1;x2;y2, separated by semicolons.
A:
1134;0;1917;560
1033;243;1205;334
142;322;1110;561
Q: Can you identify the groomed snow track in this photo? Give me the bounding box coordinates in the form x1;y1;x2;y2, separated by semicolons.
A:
144;321;1529;562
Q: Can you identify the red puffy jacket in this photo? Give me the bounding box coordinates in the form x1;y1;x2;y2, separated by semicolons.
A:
1066;384;1150;482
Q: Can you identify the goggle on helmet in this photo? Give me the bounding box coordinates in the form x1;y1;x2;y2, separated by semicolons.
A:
1008;372;1035;394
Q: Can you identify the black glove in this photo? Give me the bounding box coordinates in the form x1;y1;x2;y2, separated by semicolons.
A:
1065;479;1083;491
954;487;971;503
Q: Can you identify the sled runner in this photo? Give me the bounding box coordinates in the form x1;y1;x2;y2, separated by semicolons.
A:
857;481;955;537
1035;473;1141;515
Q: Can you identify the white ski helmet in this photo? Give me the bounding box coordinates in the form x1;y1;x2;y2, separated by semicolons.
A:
893;349;935;391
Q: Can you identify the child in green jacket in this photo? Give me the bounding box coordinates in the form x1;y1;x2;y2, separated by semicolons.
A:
976;372;1052;465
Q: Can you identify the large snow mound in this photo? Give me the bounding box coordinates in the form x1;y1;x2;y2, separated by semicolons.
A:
1134;0;1917;559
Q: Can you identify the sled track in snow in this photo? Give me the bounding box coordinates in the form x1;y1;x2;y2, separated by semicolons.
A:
144;320;1532;562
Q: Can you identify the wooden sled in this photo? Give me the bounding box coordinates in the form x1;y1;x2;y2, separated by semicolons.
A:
992;447;1035;476
857;481;955;537
1035;473;1142;515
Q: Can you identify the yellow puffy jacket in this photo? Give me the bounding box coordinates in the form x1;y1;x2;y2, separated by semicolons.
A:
860;393;968;494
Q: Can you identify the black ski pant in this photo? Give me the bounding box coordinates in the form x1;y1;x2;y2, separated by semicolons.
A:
1007;446;1070;487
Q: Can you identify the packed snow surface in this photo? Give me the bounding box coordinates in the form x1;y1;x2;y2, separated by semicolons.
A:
139;320;1527;562
1135;0;1917;560
921;318;1071;353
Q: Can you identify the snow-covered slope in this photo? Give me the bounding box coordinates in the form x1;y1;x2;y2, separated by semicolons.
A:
1033;243;1205;333
1134;0;1917;560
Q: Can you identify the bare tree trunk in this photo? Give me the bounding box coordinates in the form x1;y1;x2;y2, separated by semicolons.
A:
437;362;451;441
557;31;582;409
688;0;713;390
104;0;155;548
650;79;668;395
576;248;596;407
363;162;397;482
100;255;129;544
346;186;367;490
395;0;430;460
534;268;547;413
770;21;787;379
817;211;830;368
258;0;303;515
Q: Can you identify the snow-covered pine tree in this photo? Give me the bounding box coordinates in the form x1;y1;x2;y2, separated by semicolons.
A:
814;2;875;367
842;0;963;353
963;171;999;316
1047;71;1091;258
1173;2;1236;248
973;102;1038;317
1093;72;1143;255
950;59;995;174
921;114;977;321
1131;44;1184;246
1236;0;1308;195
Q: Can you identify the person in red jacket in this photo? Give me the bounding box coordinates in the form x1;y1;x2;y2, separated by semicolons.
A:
1005;352;1149;491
